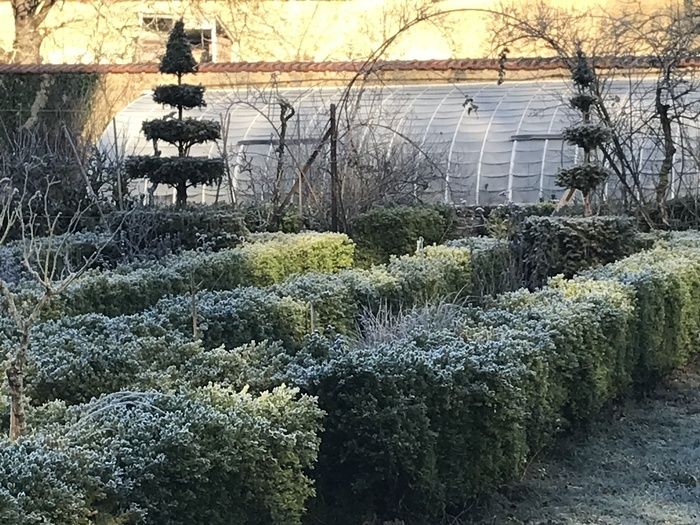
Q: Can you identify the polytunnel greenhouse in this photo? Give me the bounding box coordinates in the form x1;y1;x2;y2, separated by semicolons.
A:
102;79;700;206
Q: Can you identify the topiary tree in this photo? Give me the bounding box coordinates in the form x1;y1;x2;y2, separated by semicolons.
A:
556;50;612;216
126;20;223;206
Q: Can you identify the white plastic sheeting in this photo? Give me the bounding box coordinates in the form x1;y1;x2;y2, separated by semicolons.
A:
101;80;700;205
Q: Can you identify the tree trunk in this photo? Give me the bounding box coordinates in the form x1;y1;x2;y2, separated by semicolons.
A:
583;192;593;217
11;16;43;64
655;85;676;228
176;182;188;206
7;332;29;440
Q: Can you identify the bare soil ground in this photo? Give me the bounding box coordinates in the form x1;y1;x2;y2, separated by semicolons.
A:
467;360;700;525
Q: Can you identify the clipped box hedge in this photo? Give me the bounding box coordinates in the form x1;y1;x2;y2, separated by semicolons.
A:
350;205;458;265
7;227;682;524
0;386;322;525
49;232;354;317
14;242;499;408
517;215;639;288
257;242;700;523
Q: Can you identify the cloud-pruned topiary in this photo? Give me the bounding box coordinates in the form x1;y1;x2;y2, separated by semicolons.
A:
557;50;611;215
126;20;223;205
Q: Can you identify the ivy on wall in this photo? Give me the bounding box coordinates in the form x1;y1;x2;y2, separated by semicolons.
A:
0;72;100;141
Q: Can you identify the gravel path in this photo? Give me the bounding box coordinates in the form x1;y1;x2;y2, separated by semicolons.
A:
468;361;700;525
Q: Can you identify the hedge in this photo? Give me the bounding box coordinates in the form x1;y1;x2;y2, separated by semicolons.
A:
104;206;248;256
447;236;519;297
10;242;498;408
516;215;638;288
350;205;458;265
49;232;355;317
7;227;684;524
0;386;322;525
9;235;568;410
244;242;700;523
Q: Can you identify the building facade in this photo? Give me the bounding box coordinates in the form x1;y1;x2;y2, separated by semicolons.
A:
0;0;664;65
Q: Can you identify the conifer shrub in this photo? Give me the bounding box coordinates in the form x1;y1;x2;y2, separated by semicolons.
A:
125;20;223;205
350;205;458;265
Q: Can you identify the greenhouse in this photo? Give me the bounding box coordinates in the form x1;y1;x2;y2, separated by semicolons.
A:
103;79;700;206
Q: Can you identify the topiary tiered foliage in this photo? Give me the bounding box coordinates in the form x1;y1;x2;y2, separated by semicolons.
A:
557;50;612;216
126;20;223;206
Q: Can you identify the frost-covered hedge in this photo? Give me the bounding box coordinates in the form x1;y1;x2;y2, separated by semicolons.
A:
0;386;321;525
49;232;354;317
13;243;487;407
517;215;638;288
7;235;700;523
244;243;700;523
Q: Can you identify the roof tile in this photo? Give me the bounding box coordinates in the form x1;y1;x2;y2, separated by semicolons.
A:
1;57;699;75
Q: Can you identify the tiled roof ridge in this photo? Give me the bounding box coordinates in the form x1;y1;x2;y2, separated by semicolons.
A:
1;56;696;74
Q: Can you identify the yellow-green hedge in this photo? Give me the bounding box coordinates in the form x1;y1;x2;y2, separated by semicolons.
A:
51;232;354;317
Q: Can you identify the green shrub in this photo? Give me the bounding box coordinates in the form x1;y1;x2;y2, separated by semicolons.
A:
105;205;248;256
448;236;520;296
584;246;700;383
17;244;481;409
663;229;700;248
60;387;322;525
156;288;309;350
261;243;700;523
24;315;197;405
517;215;638;288
351;205;458;265
482;202;558;239
18;288;308;406
387;245;472;304
0;387;322;525
50;232;354;317
0;435;100;525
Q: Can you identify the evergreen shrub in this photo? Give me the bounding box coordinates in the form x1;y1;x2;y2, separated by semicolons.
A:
517;215;638;288
0;387;321;525
350;205;458;265
49;232;354;317
265;243;700;523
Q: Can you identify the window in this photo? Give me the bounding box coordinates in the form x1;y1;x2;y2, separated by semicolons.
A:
142;15;175;33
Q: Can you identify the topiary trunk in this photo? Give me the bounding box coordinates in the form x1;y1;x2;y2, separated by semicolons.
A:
176;181;188;206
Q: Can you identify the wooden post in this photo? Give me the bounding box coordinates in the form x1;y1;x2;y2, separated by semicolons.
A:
112;118;124;210
330;103;339;232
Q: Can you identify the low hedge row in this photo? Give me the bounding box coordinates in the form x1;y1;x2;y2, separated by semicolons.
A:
152;237;696;523
47;232;354;317
446;236;518;297
0;386;322;525
350;205;459;265
11;242;510;407
103;205;249;255
0;232;126;286
273;242;700;523
4;226;678;524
